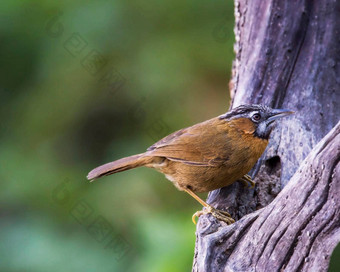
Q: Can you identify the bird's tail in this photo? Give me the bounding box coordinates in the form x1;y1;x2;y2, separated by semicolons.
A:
87;153;152;181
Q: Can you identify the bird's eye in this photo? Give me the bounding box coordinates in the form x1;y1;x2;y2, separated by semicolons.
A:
252;113;261;122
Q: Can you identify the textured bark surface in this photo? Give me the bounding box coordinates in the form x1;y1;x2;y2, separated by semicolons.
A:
193;0;340;271
193;122;340;271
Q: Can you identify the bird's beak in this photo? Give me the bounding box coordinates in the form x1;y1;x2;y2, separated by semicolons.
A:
267;109;294;123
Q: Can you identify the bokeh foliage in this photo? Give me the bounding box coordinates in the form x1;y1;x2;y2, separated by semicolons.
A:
0;0;235;271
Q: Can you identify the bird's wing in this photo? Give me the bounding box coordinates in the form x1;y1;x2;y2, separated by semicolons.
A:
146;118;231;167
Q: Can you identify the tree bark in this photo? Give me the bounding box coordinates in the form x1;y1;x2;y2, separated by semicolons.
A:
193;0;340;271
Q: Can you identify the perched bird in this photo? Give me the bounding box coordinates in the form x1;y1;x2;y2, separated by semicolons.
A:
87;104;293;224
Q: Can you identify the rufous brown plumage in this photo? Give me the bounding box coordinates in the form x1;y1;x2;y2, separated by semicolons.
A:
87;104;293;224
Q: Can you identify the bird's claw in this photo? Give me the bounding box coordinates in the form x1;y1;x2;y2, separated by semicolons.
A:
192;205;235;225
240;174;255;188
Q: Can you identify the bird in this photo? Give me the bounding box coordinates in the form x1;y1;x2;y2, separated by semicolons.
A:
87;104;293;224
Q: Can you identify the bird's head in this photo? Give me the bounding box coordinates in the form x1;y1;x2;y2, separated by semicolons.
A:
219;104;294;139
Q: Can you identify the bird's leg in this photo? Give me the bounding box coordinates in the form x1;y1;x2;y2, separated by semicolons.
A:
183;187;235;225
239;174;255;188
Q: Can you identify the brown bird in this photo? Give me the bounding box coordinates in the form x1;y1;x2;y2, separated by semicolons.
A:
87;104;293;224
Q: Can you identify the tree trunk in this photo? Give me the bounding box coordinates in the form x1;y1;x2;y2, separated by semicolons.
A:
193;0;340;271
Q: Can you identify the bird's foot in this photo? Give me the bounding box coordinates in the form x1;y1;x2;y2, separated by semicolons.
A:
239;174;255;188
192;205;235;225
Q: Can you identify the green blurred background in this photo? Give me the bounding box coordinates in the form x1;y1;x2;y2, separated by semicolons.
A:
0;1;235;271
1;1;339;271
